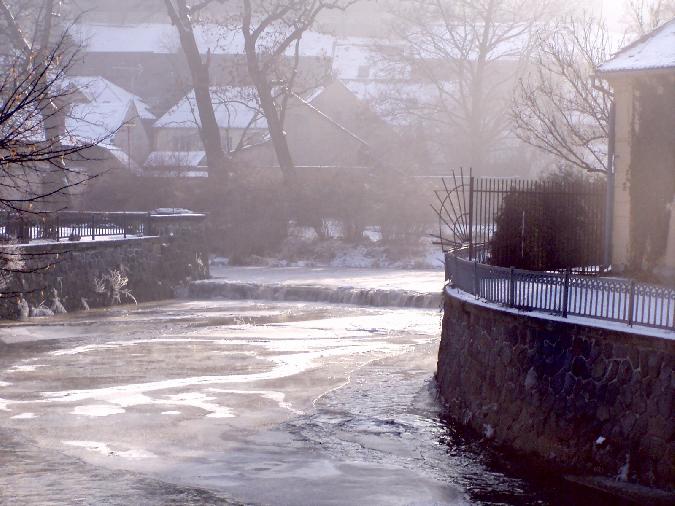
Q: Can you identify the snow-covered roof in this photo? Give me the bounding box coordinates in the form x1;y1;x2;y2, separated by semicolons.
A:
64;101;129;146
154;86;267;130
71;23;335;58
144;151;206;167
332;38;409;80
75;77;154;119
598;18;675;75
65;76;155;120
61;76;154;147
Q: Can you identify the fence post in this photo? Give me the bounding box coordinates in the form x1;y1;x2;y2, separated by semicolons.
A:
473;260;479;297
55;213;60;242
627;280;636;326
145;212;153;237
509;267;515;308
468;176;475;261
562;269;570;318
91;213;95;241
123;212;127;239
455;253;459;284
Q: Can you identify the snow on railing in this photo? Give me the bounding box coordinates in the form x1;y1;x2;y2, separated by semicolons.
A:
446;252;675;331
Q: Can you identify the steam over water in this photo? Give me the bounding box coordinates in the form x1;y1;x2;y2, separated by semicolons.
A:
0;299;619;505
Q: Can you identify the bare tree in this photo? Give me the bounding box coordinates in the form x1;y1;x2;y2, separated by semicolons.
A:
380;0;553;172
512;17;615;174
0;1;116;296
625;0;675;36
240;0;356;185
0;0;115;211
163;0;231;180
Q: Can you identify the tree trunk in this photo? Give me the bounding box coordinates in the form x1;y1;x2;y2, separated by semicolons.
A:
253;76;297;187
241;0;298;188
165;0;229;180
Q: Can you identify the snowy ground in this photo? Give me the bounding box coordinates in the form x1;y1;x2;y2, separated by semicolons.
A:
218;228;445;270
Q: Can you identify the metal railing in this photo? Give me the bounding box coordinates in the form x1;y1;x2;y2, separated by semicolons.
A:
446;252;675;331
0;212;150;243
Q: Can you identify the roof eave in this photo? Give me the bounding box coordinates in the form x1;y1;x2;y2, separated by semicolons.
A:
596;66;675;81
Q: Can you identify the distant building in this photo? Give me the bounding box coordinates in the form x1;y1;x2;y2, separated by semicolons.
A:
152;86;268;154
69;23;334;112
235;80;406;170
597;18;675;280
63;76;155;172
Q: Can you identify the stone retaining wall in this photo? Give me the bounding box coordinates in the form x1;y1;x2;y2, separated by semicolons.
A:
437;289;674;492
0;215;209;319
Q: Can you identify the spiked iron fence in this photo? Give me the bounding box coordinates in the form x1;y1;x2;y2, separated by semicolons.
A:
433;170;606;273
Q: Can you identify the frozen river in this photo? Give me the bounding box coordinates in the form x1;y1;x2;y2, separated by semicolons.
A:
0;269;618;505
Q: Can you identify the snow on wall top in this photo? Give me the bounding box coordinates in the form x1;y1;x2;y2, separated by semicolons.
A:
71;23;335;58
154;86;267;130
598;18;675;75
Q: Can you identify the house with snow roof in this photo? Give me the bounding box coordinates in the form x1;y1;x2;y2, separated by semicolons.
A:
146;86;268;176
597;18;675;281
234;80;406;171
63;76;155;171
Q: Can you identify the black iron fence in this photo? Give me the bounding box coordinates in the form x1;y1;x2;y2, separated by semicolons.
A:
446;252;675;331
434;172;606;273
0;212;149;243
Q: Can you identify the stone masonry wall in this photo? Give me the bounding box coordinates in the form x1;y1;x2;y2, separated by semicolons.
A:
437;290;674;491
0;216;209;319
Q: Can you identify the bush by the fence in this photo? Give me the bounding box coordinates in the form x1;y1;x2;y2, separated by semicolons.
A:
489;171;606;271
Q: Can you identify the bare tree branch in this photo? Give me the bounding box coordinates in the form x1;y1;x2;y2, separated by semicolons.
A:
512;16;615;174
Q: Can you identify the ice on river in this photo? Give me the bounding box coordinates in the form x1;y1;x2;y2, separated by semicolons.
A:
0;299;467;505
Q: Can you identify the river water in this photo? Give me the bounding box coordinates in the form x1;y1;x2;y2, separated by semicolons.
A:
0;298;617;505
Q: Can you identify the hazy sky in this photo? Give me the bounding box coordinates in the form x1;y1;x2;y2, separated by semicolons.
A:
600;0;641;29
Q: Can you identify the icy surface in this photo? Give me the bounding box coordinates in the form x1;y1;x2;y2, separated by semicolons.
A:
0;298;620;504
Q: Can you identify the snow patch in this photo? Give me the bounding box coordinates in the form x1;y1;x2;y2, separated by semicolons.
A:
7;364;47;373
207;388;304;415
160;392;234;419
63;441;156;459
71;404;126;417
10;413;36;420
51;343;123;356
